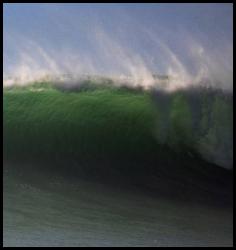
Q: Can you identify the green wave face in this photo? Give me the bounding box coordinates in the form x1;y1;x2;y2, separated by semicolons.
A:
3;82;233;170
4;83;158;166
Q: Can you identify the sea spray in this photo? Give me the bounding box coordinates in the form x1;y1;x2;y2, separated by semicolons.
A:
4;5;232;91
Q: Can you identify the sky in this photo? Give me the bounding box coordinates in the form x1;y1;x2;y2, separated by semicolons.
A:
3;3;233;90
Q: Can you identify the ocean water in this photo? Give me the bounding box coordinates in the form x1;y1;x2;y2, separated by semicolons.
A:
3;83;233;247
3;164;233;247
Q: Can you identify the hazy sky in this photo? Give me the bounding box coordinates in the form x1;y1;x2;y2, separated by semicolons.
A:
3;3;233;89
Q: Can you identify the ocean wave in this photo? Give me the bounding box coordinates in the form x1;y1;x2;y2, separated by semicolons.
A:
4;81;232;169
3;81;233;205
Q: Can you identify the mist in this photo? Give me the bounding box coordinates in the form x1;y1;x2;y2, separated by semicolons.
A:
3;4;233;91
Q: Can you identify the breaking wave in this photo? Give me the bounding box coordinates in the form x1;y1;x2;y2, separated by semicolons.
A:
3;79;233;205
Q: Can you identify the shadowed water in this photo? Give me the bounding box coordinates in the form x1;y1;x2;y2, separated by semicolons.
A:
3;164;233;247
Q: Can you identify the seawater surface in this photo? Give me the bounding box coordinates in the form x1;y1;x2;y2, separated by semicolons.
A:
3;163;233;247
